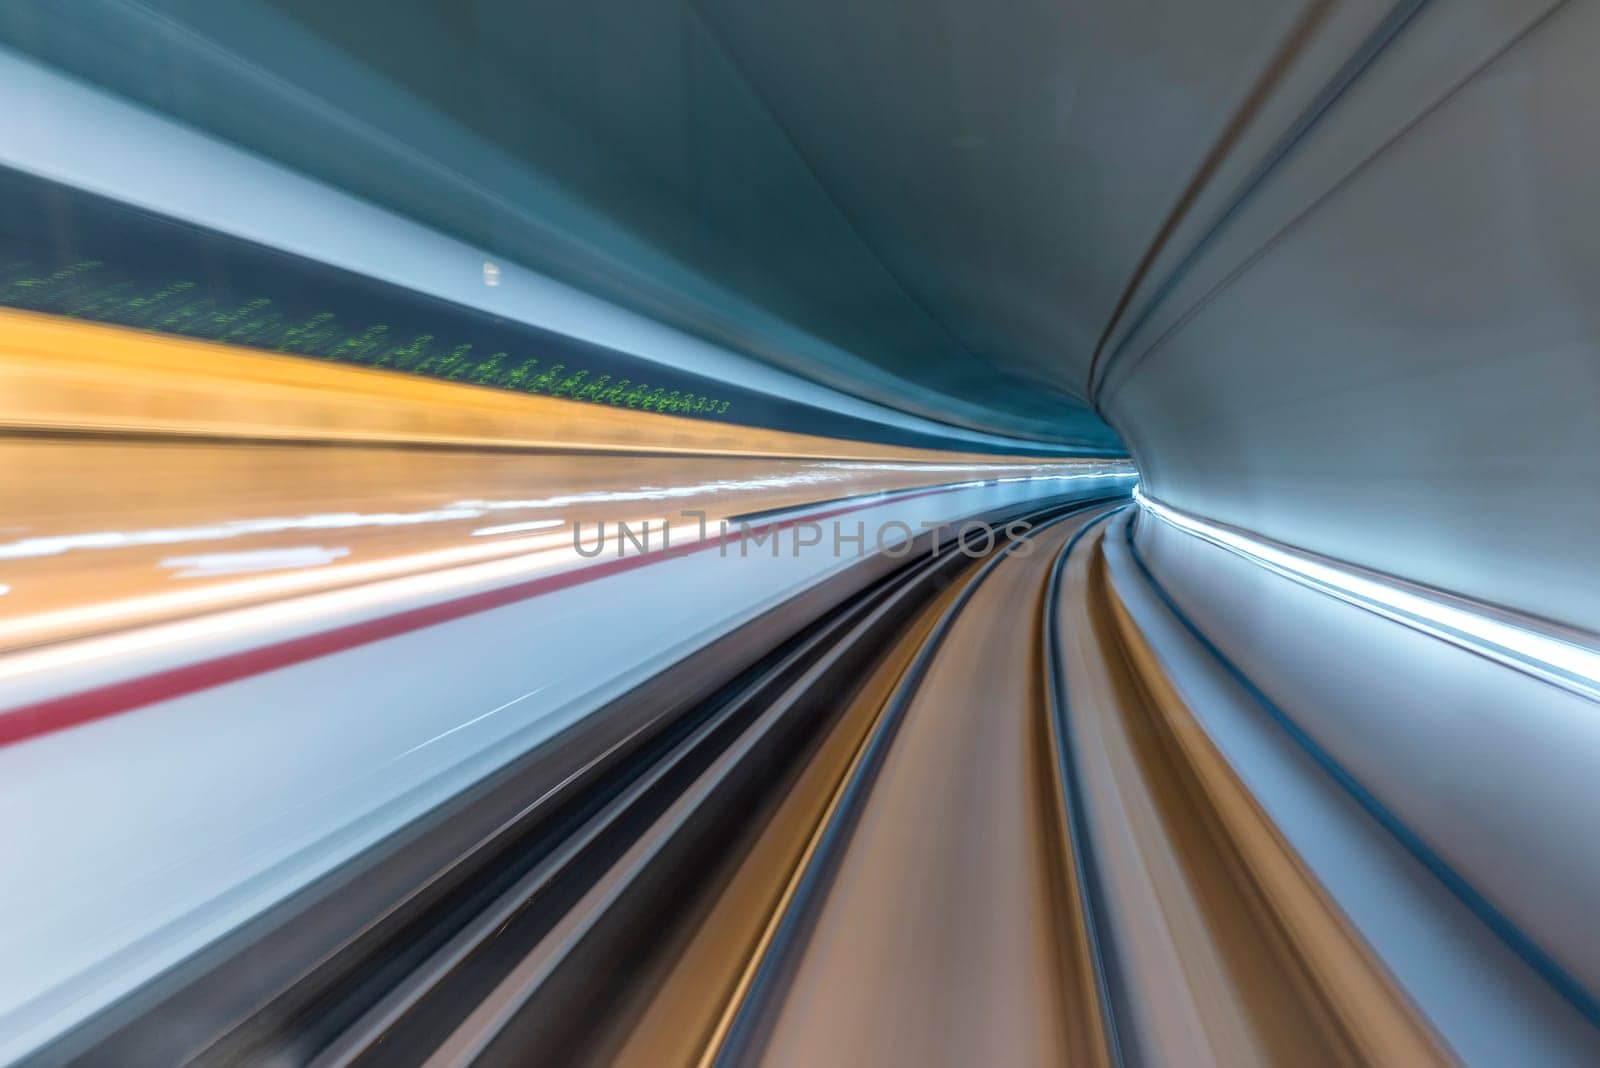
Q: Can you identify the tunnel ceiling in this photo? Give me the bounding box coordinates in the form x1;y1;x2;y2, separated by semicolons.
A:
688;0;1299;415
0;0;1380;451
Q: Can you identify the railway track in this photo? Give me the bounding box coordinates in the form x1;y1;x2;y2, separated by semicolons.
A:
38;494;1600;1066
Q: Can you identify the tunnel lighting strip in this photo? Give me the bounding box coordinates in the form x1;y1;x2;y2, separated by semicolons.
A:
1132;487;1600;705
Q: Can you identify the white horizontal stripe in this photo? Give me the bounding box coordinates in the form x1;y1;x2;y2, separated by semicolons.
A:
1134;487;1600;704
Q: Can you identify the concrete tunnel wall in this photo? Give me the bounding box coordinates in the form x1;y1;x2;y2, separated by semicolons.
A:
1098;0;1600;635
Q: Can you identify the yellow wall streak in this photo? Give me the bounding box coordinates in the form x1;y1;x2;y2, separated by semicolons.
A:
0;308;1081;463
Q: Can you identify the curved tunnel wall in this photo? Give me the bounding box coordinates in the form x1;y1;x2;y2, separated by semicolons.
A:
2;2;1599;1056
0;0;1118;448
1100;0;1600;633
6;0;1594;628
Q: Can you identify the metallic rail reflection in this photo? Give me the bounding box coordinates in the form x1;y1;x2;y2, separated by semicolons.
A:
42;486;1600;1066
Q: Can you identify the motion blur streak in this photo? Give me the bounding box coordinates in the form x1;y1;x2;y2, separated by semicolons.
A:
5;1;1600;1066
1134;487;1600;703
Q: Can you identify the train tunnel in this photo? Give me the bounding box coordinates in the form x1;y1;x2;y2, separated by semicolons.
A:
0;1;1596;1064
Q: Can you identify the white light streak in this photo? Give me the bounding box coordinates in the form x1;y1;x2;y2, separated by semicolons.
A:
397;685;547;759
0;509;484;562
0;464;1129;565
1133;487;1600;703
161;547;351;578
0;516;685;673
472;519;565;537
